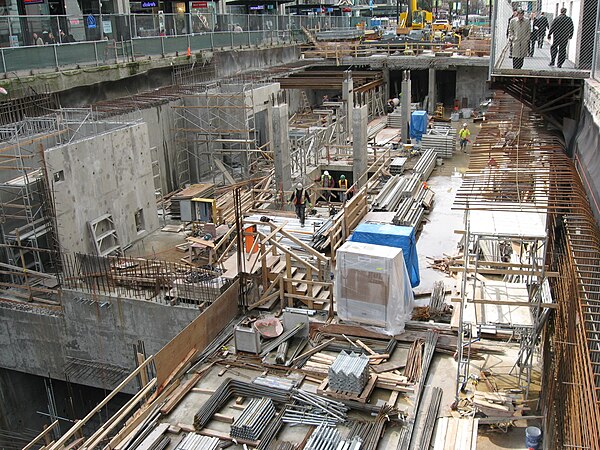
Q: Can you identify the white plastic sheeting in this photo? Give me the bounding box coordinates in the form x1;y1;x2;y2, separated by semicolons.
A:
335;241;414;335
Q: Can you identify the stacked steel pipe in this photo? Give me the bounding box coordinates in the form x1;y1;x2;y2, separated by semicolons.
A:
304;423;341;450
230;398;275;441
175;434;220;450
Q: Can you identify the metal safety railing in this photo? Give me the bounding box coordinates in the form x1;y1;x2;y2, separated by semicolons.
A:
0;13;369;48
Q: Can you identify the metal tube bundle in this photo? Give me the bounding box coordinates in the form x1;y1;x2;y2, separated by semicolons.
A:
305;423;342;450
413;149;438;181
193;379;290;430
230;397;275;441
291;389;348;422
282;405;339;426
329;351;370;393
175;433;220;450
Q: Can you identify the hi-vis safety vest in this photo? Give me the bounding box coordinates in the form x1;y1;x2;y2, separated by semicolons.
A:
321;175;332;187
293;189;308;205
459;128;470;139
339;179;348;190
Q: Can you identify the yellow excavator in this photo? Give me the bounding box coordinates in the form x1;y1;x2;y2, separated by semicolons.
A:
397;0;433;34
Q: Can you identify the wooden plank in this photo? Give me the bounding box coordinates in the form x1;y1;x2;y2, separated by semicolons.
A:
443;418;458;450
387;390;399;407
160;371;203;414
213;159;236;185
291;338;336;365
135;423;169;450
372;361;406;373
432;417;448;450
470;418;479;450
23;421;59;450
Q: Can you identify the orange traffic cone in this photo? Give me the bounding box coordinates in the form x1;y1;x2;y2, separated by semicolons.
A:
186;47;191;57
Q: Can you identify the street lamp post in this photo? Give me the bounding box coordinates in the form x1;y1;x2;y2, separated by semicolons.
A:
99;0;105;40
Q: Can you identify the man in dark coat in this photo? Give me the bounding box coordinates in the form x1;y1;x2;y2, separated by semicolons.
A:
528;12;538;57
536;12;549;48
548;8;574;68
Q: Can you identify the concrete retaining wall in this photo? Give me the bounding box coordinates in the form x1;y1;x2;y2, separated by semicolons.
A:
46;122;159;254
0;290;201;393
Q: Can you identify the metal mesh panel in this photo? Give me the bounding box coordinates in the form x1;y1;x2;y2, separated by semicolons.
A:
491;0;598;75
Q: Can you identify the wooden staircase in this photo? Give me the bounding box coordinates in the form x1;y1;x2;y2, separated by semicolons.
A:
242;219;333;314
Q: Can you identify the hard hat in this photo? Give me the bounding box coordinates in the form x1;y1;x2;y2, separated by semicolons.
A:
296;182;303;189
324;171;329;176
463;123;467;127
340;175;346;180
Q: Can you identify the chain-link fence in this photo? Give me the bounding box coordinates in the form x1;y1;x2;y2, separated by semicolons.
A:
491;0;598;75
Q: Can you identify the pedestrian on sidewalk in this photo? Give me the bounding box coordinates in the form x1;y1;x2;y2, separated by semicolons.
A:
506;9;518;58
537;12;549;48
548;8;574;68
508;9;530;70
459;123;471;152
528;12;538;57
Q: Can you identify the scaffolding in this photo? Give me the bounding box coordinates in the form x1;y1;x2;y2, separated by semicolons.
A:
0;117;63;275
288;107;348;179
172;81;273;187
456;207;550;399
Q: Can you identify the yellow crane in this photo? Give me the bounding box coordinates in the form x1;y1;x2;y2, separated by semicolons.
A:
397;0;433;34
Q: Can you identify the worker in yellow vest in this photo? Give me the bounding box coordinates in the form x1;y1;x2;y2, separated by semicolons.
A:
338;175;349;202
320;171;334;203
459;123;471;152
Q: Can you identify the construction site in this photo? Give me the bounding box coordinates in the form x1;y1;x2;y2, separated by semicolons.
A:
0;4;598;450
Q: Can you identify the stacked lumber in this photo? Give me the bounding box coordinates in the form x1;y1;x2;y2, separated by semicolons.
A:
432;417;478;450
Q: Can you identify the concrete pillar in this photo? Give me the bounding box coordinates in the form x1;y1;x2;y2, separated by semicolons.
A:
272;103;292;191
400;70;412;144
428;67;436;114
342;72;354;140
352;105;368;189
382;65;391;101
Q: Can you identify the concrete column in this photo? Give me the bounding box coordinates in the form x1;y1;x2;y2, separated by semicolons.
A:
352;105;368;189
272;103;292;191
428;67;436;114
342;72;354;140
382;65;391;101
400;70;412;144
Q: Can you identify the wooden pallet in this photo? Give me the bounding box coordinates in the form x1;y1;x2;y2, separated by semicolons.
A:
317;374;378;403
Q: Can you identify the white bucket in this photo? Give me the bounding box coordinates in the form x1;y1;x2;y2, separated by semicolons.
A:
450;112;460;122
462;108;472;119
436;157;443;166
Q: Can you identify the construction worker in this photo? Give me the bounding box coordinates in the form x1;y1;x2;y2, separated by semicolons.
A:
320;171;334;203
338;175;349;202
459;123;471;153
289;183;311;227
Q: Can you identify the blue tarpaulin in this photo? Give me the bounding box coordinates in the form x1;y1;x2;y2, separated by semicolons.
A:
410;110;428;142
349;223;420;287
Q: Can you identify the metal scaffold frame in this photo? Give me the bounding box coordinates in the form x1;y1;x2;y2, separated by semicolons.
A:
0;117;62;275
172;81;272;187
288;107;348;179
456;208;549;399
